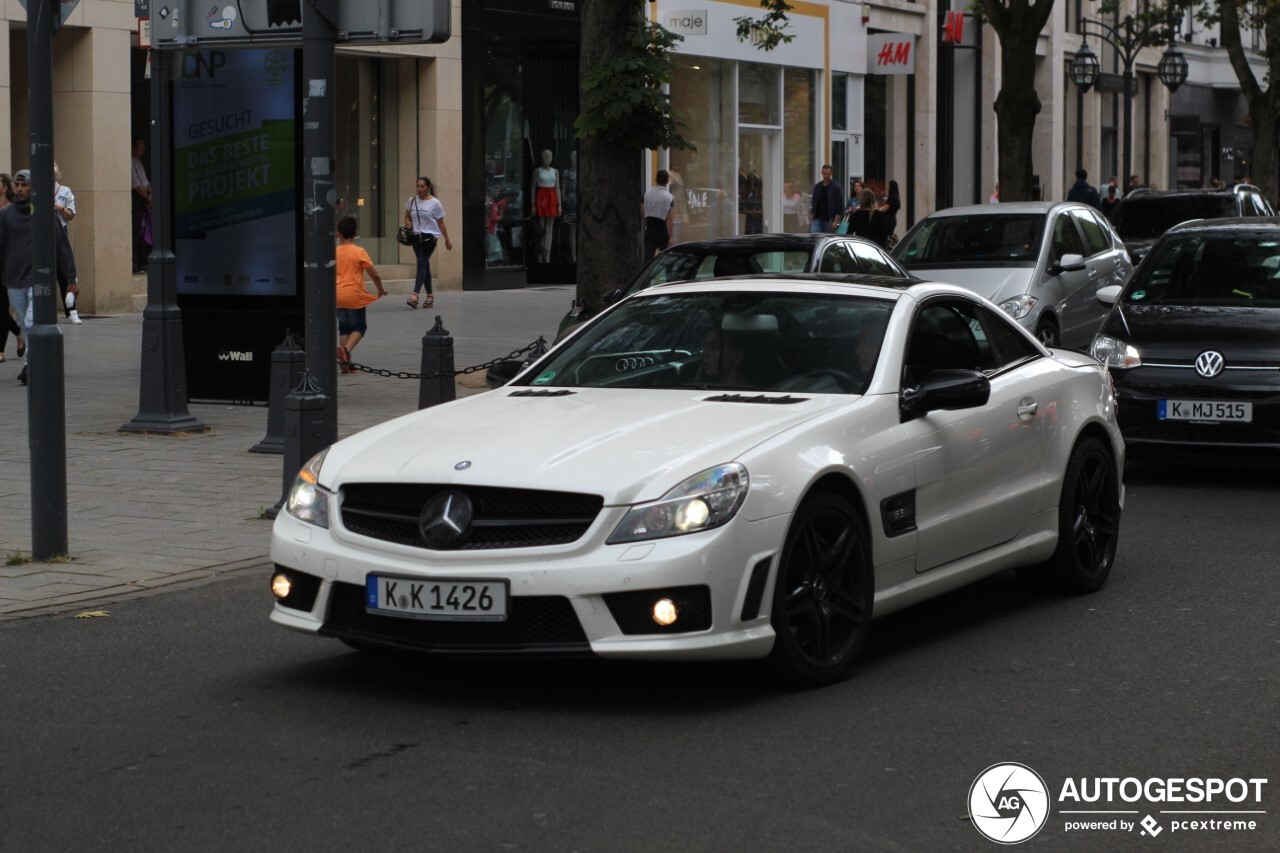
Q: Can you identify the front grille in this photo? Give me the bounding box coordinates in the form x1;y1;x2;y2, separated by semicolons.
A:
322;582;590;654
340;484;604;550
1127;422;1280;446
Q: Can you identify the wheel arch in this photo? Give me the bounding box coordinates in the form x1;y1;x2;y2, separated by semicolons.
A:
801;471;872;542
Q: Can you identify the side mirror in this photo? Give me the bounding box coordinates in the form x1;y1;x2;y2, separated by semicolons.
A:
900;369;991;422
1047;253;1086;276
1096;284;1122;306
602;287;624;307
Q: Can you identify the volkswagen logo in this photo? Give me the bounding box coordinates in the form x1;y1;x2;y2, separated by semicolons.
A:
418;491;473;548
1195;351;1225;378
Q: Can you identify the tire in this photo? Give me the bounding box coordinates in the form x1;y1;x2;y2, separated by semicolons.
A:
767;492;873;687
1035;316;1060;348
1023;437;1121;593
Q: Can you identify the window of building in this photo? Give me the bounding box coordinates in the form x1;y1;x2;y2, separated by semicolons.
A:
335;56;401;263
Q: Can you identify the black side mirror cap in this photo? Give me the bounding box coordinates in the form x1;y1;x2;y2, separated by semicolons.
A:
900;369;991;422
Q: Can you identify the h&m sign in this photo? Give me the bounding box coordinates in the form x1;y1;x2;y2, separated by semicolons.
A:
868;33;916;75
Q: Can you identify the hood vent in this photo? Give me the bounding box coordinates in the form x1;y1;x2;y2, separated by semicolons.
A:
508;389;576;397
702;393;808;404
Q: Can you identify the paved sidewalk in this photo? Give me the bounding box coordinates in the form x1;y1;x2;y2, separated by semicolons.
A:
0;284;576;618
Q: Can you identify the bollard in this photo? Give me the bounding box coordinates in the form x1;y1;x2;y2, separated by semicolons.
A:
250;330;305;454
418;315;457;410
267;369;330;520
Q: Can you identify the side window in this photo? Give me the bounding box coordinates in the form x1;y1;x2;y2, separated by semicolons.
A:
848;241;899;276
974;305;1041;369
1074;210;1112;256
904;301;996;384
818;243;855;273
1052;213;1085;258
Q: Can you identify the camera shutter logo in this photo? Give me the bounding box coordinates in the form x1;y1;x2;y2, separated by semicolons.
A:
969;763;1050;844
1195;350;1225;378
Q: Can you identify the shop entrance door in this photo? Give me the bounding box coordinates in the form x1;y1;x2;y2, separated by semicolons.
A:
738;131;778;234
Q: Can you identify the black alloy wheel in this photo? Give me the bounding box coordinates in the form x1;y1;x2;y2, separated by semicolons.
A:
1024;437;1121;592
768;492;873;686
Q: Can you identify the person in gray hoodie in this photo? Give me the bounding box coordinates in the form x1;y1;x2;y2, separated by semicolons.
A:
0;169;78;385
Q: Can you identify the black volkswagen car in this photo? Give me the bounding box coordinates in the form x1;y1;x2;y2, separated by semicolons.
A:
1089;218;1280;455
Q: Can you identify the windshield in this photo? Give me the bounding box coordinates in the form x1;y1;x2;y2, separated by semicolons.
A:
1126;233;1280;306
626;248;811;296
896;213;1045;264
517;291;895;394
1110;196;1236;240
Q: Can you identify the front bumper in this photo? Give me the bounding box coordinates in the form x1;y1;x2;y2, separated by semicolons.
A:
1114;366;1280;452
270;509;789;661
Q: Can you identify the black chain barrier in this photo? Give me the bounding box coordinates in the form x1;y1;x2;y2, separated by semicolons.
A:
347;337;548;380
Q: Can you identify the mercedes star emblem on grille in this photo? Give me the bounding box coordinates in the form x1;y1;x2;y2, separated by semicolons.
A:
1195;350;1225;378
419;491;474;548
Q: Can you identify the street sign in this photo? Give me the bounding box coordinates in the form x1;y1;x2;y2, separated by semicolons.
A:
150;0;450;47
138;18;152;48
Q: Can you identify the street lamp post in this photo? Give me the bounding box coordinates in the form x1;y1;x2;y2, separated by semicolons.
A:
1068;14;1188;190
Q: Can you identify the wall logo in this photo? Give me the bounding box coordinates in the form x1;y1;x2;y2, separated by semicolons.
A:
969;763;1050;844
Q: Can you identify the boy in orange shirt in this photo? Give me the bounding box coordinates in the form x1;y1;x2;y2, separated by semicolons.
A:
335;215;386;372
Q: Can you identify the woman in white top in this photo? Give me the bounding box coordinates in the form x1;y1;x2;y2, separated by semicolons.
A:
403;176;452;308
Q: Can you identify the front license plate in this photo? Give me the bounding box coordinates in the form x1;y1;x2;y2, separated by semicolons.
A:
1158;400;1253;423
366;575;508;621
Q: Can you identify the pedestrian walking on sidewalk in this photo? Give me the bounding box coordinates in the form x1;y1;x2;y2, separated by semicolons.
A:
335;215;386;374
53;163;81;324
404;176;452;310
0;169;79;385
0;174;22;362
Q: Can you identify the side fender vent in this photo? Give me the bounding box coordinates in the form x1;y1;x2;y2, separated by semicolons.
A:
880;490;917;537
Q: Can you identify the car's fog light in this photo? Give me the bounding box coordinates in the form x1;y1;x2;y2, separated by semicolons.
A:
652;598;679;627
271;573;292;600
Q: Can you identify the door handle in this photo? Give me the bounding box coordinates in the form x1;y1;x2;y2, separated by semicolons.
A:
1017;398;1038;418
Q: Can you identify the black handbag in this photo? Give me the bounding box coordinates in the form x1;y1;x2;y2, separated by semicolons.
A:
396;225;414;246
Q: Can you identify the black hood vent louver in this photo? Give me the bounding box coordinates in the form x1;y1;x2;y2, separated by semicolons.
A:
702;394;809;404
508;389;577;397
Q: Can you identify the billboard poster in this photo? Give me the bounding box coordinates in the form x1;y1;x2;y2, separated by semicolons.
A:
173;48;297;297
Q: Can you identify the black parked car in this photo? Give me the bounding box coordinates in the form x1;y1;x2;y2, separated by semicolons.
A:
1089;218;1280;455
485;233;910;387
1106;185;1275;265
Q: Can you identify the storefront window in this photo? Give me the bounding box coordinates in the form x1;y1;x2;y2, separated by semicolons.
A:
671;57;737;242
484;37;525;269
783;68;816;232
831;73;848;131
335;56;401;263
739;62;781;125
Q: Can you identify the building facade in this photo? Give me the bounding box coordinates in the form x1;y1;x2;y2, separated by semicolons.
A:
1;0;1268;315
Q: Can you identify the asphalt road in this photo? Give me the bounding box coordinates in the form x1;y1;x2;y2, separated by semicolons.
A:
0;459;1276;852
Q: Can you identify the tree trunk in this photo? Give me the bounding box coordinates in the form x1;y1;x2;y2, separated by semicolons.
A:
981;0;1055;203
577;0;644;313
1220;0;1280;203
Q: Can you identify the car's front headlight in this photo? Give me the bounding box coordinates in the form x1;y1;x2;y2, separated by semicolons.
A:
607;463;748;544
286;448;333;528
1090;334;1142;369
998;294;1038;320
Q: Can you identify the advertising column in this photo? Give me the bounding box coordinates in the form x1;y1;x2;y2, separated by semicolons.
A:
173;48;301;402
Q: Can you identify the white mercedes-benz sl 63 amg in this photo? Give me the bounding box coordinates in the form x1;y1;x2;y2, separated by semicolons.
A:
270;274;1124;686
